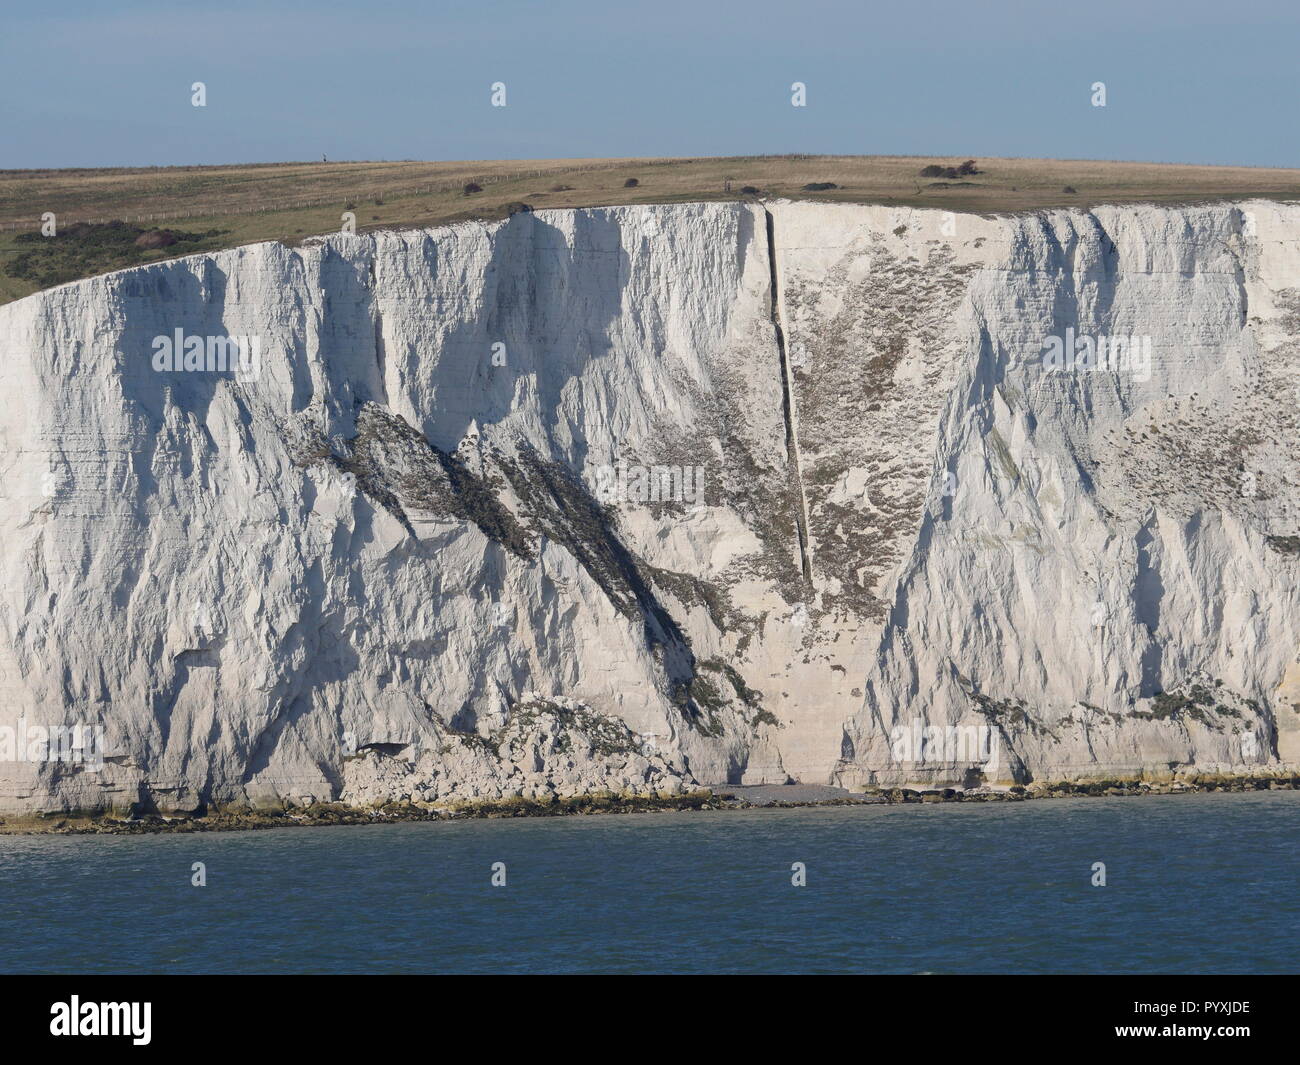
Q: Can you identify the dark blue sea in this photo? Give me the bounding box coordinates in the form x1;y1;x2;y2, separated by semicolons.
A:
2;791;1295;974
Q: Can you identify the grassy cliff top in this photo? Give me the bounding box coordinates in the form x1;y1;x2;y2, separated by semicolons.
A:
4;153;1298;304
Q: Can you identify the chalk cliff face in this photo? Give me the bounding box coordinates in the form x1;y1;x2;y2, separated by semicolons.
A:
1;198;1297;815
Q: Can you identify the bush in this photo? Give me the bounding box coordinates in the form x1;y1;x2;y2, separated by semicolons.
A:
920;160;982;179
801;182;838;191
740;186;760;195
1063;185;1078;194
463;182;482;195
623;177;639;188
133;229;178;250
7;220;225;288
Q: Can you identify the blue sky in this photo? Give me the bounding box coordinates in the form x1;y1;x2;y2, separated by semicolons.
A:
3;0;1297;169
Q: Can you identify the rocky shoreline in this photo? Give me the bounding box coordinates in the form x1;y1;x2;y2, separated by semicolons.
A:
0;790;725;835
852;773;1300;804
1;772;1296;835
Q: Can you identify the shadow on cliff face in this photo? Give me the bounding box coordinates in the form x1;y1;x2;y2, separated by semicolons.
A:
309;241;388;432
115;256;235;433
412;209;630;467
1134;517;1166;697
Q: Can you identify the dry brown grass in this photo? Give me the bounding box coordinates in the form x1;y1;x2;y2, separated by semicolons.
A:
3;154;1298;304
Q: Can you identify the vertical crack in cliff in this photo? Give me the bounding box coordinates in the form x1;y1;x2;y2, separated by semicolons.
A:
764;206;813;587
370;253;391;407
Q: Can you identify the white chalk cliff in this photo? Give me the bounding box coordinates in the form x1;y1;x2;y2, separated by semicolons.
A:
1;198;1297;815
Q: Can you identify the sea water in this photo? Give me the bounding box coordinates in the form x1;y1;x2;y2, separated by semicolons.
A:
1;791;1295;974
